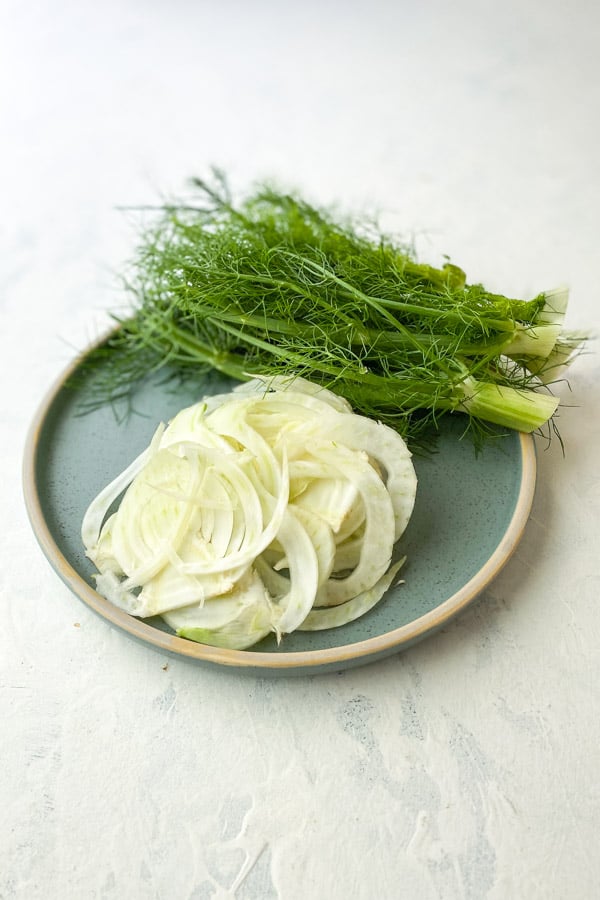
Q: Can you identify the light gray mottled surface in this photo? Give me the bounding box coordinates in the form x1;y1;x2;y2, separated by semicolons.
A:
2;1;600;897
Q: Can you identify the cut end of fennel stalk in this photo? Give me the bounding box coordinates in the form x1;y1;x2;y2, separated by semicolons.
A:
81;376;418;650
503;285;586;385
502;286;566;362
458;379;560;433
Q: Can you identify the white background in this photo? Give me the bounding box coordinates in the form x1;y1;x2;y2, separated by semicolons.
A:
2;1;600;897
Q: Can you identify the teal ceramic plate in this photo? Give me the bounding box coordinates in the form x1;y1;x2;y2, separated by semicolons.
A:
23;344;536;676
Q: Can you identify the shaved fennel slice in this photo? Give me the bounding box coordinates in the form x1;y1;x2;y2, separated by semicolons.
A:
300;412;417;541
298;558;406;631
292;475;359;535
85;441;281;616
236;374;353;414
206;397;283;501
94;568;141;615
132;482;255;616
164;449;288;576
331;531;364;574
134;561;246;617
268;505;336;588
187;378;281;417
311;444;395;607
165;569;275;650
89;513;121;574
196;375;292;414
251;389;352;418
243;395;340;450
140;459;258;613
333;496;365;545
287;458;341;505
98;454;249;616
113;449;207;588
159;402;235;453
82;422;165;553
262;507;320;638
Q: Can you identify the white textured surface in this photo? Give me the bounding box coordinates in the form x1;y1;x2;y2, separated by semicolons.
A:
3;2;600;897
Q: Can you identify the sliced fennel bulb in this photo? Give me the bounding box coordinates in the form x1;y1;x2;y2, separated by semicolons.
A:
82;376;417;649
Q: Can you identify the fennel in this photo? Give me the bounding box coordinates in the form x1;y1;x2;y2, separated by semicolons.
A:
84;169;583;447
82;377;418;649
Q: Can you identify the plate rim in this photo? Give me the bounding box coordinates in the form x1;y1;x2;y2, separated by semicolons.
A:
23;337;537;672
